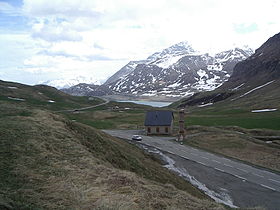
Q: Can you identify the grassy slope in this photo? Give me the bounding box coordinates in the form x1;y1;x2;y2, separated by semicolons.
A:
170;79;280;130
0;80;104;111
183;126;280;172
184;108;280;130
0;101;225;209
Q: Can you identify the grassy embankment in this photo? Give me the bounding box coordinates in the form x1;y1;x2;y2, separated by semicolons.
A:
0;99;228;209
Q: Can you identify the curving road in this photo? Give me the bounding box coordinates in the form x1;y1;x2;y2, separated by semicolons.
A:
104;129;280;209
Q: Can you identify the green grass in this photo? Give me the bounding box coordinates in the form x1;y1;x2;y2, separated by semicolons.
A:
79;119;115;129
0;80;104;111
185;111;280;130
183;125;280;172
1;102;212;209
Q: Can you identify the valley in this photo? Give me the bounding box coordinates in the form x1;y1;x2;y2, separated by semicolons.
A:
2;1;280;209
1;31;280;210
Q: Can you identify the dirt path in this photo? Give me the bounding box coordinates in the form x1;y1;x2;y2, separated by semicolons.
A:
56;98;110;113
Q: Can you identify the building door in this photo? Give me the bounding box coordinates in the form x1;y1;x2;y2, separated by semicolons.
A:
165;127;169;133
156;127;159;133
147;127;151;133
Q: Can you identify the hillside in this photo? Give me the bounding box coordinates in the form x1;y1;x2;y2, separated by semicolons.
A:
0;81;225;209
0;80;104;111
177;32;280;113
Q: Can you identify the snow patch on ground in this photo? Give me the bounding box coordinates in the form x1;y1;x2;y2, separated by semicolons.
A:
8;86;18;89
198;103;213;107
231;80;275;101
231;83;244;91
142;93;156;96
155;54;186;68
47;100;55;103
251;109;277;113
8;97;25;101
168;82;182;88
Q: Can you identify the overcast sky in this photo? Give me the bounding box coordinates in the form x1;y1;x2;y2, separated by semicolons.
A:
1;0;280;85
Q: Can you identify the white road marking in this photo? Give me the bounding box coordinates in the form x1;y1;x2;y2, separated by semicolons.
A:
261;184;276;191
233;174;247;180
212;160;221;164
236;168;248;173
214;167;225;172
223;163;233;168
201;156;209;160
253;173;264;178
197;161;207;166
269;179;280;184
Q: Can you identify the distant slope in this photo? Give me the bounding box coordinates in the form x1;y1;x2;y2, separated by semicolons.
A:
177;32;280;111
0;80;104;111
0;100;224;209
61;83;114;96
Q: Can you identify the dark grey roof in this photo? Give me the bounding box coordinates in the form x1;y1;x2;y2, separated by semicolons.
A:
144;111;174;126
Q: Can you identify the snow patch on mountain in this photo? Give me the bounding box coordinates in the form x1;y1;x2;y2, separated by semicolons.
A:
61;42;254;98
42;76;100;89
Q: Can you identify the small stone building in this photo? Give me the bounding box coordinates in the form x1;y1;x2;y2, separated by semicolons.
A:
144;110;174;135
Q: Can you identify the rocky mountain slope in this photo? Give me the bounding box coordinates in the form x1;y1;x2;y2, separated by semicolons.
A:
104;42;253;98
177;32;280;109
61;83;113;96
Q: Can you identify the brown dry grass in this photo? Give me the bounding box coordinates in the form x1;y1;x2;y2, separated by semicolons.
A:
185;126;280;171
1;109;225;209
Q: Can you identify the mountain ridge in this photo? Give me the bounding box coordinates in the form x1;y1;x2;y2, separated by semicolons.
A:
62;42;253;98
104;43;253;98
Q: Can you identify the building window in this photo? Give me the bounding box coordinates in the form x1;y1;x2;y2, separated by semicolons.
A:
147;127;151;133
165;127;169;133
156;127;160;133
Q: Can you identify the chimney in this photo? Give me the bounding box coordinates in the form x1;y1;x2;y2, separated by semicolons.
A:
178;108;185;142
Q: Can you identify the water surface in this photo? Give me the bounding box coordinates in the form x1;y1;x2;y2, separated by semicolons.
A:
117;100;172;107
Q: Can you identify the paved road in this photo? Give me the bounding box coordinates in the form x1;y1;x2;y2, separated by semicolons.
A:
104;129;280;209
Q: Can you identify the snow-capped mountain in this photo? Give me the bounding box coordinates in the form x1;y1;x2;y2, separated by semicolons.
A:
104;42;196;85
178;32;280;109
61;83;113;96
105;42;254;98
42;76;100;89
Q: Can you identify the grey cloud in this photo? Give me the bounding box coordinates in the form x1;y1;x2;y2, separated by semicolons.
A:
37;50;120;61
93;43;104;50
32;29;83;42
37;50;79;59
23;1;103;19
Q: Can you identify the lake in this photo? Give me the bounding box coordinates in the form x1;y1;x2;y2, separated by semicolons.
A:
116;100;172;107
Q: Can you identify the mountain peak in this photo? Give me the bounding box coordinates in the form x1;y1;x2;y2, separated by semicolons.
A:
254;32;280;59
161;41;196;55
224;32;280;88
